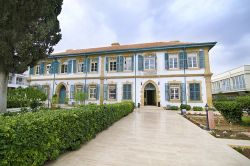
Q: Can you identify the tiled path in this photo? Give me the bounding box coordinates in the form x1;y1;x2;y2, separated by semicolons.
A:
47;106;250;166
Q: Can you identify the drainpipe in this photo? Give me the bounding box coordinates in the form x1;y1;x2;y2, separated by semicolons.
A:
134;53;137;107
51;58;57;108
84;55;88;105
183;47;187;105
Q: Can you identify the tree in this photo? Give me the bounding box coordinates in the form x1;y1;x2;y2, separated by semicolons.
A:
0;0;63;113
74;91;87;105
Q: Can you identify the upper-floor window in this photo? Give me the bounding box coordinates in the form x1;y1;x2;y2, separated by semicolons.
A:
109;58;117;71
8;76;13;84
170;84;180;100
35;65;40;75
187;53;198;68
124;57;132;71
108;85;116;100
189;83;200;101
46;63;51;74
78;62;84;73
89;85;97;99
144;55;155;70
169;54;178;69
90;59;98;72
61;63;68;74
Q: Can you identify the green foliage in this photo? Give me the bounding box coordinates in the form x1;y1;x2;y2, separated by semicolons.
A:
52;94;58;104
74;91;87;105
235;95;250;110
0;0;63;73
7;87;46;108
166;105;179;110
180;104;191;111
193;106;203;111
0;101;134;165
214;101;242;124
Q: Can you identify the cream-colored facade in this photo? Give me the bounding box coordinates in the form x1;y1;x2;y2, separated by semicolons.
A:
28;41;216;107
212;65;250;97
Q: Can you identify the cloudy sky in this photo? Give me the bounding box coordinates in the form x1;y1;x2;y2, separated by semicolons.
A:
54;0;250;75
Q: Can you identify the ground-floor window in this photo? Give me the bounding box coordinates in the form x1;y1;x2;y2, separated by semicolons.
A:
189;83;200;101
123;84;132;100
170;84;180;100
89;85;97;99
108;85;116;100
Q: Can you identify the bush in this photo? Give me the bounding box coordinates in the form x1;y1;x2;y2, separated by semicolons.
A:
7;87;47;108
235;95;250;111
180;104;191;111
193;106;203;111
0;101;134;165
214;101;242;124
166;105;179;110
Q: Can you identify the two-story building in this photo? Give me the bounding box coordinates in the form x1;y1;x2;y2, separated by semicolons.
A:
28;41;216;107
212;65;250;98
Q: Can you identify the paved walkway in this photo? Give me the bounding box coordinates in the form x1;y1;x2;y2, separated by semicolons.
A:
47;106;250;166
219;138;250;147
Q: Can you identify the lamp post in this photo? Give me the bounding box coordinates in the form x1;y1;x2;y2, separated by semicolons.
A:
205;103;210;130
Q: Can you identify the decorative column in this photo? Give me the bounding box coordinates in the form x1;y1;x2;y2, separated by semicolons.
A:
204;48;213;107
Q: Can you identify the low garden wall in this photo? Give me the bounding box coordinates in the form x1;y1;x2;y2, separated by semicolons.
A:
0;101;134;166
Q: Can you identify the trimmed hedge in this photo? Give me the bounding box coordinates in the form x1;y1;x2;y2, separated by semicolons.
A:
193;106;203;111
214;101;242;123
0;101;134;166
166;105;179;110
180;104;191;111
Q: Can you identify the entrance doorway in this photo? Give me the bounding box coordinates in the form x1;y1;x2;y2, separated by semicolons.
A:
144;83;156;106
59;85;66;104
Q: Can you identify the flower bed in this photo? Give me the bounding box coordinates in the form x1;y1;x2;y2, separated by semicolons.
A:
0;101;134;166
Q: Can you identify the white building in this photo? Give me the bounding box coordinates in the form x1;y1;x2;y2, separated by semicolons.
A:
212;65;250;97
8;73;28;89
28;41;216;107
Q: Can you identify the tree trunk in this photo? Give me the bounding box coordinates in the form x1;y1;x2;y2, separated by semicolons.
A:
0;69;8;113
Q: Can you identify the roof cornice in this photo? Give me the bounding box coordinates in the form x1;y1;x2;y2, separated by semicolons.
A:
49;42;217;59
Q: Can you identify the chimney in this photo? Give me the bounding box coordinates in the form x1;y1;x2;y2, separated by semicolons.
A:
111;42;120;46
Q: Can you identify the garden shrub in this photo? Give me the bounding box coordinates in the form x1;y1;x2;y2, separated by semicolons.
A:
235;95;250;111
166;105;179;110
214;101;242;124
7;87;46;108
180;104;191;111
0;101;134;166
193;106;203;111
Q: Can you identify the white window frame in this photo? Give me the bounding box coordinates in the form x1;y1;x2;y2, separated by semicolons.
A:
109;58;117;72
144;55;155;70
61;62;68;74
108;85;116;100
89;85;97;99
169;54;178;69
78;62;84;73
170;85;180;100
187;53;198;68
124;56;132;71
90;59;98;72
46;63;51;74
35;65;40;75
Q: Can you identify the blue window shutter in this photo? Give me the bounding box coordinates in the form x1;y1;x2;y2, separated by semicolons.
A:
132;55;134;71
116;56;120;72
104;84;108;100
84;84;89;99
87;58;90;72
155;56;157;69
181;83;186;103
179;51;184;69
68;60;72;74
96;84;100;99
165;53;169;70
123;84;126;100
29;66;34;75
40;63;44;75
72;60;76;73
120;56;124;72
96;57;99;72
138;55;144;71
83;58;87;73
49;63;53;74
70;85;75;99
105;57;109;71
165;83;170;101
199;50;205;68
52;60;59;74
184;51;188;69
